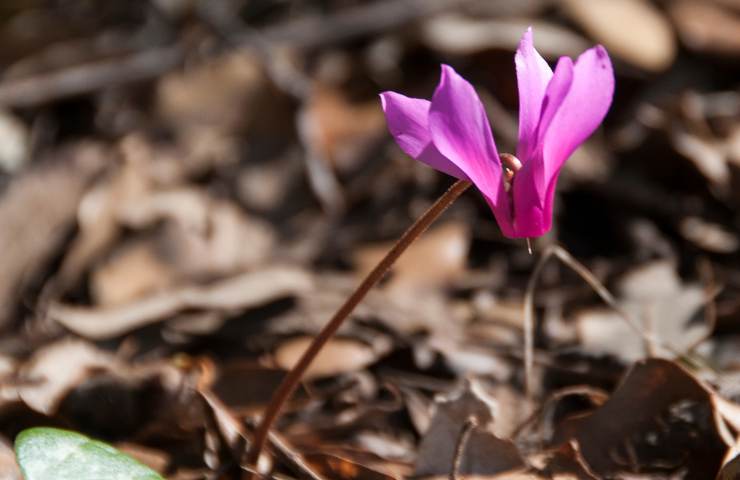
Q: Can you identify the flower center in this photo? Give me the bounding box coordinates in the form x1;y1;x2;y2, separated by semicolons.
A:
500;153;522;192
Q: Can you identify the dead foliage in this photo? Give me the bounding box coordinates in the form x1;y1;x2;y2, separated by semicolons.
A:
0;0;737;478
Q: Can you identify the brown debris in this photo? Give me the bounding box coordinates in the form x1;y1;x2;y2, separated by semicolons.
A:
0;1;736;478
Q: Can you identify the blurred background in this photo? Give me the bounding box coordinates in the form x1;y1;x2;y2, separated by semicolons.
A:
0;0;739;478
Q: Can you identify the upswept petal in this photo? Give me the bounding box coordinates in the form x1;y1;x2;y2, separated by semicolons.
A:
379;92;469;180
535;57;574;148
517;57;575;207
428;65;503;204
541;45;614;185
515;27;553;162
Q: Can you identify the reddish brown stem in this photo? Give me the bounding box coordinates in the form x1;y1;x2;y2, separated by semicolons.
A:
246;179;471;474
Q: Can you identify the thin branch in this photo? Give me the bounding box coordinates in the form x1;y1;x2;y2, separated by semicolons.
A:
0;46;183;108
0;0;473;107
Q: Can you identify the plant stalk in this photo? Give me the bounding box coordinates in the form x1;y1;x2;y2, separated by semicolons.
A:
246;179;471;473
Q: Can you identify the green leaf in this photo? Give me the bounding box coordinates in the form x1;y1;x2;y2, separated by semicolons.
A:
15;427;164;480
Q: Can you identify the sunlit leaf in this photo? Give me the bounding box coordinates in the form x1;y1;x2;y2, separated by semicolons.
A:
15;427;163;480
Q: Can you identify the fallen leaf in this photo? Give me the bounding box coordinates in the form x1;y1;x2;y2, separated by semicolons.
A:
421;16;590;58
0;143;107;327
576;260;709;362
91;240;178;306
299;85;386;173
414;378;525;476
272;336;389;380
563;359;730;478
49;266;313;339
0;109;28;172
353;222;470;293
561;0;676;71
669;1;740;55
157;52;268;134
680;216;739;253
17;339;118;415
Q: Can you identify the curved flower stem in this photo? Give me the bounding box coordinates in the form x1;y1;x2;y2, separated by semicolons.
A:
247;179;471;474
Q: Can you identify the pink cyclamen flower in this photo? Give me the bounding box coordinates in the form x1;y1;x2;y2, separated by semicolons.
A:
380;28;614;238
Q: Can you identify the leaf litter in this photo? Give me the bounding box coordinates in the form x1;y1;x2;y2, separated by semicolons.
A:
0;1;737;479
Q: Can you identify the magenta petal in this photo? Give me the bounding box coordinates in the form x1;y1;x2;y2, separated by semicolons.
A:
542;45;614;185
428;65;503;203
517;57;575;205
536;57;574;150
379;91;469;180
515;27;553;162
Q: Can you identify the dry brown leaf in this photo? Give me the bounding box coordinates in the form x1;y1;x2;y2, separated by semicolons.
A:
300;85;386;173
561;0;676;71
0;109;28;172
672;128;730;188
563;359;730;478
0;436;21;480
531;441;599;480
91;191;276;306
669;1;740;55
0;142;107;327
679;216;739;253
17;339;118;415
287;274;463;337
157;52;267;133
162;200;276;279
49;266;313;339
414;378;525;477
576;260;709;361
353;222;470;292
421;16;590;58
91;241;178;306
53;140;151;291
271;336;389;380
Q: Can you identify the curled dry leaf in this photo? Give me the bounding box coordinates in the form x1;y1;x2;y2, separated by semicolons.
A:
414;378;525;477
562;359;730;478
49;266;313;340
17;339;118;415
561;0;676;71
93;192;276;306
